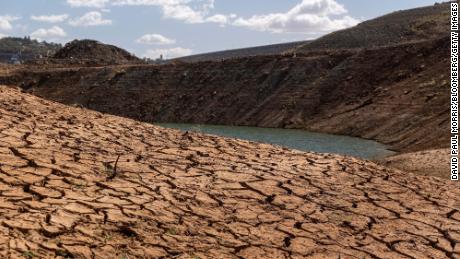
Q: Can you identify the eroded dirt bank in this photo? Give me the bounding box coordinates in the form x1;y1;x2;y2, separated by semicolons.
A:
382;149;450;179
0;86;459;258
0;37;449;153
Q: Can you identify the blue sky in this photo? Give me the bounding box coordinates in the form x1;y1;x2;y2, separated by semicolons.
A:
0;0;438;59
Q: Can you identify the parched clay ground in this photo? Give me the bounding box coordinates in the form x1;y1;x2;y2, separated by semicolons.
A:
382;149;450;180
0;86;459;259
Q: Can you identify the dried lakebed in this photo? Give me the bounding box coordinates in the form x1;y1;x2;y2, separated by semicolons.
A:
158;123;396;160
0;86;459;258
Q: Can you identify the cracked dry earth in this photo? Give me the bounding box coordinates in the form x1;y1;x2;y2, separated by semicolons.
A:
0;86;459;259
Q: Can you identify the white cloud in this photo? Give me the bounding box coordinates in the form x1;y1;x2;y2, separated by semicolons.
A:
67;0;234;25
0;15;20;31
162;4;204;23
112;0;188;5
30;26;67;40
136;34;176;45
144;47;192;59
69;11;112;26
0;33;7;38
31;14;69;23
67;0;110;8
233;0;359;34
112;0;216;24
291;0;347;16
205;14;229;25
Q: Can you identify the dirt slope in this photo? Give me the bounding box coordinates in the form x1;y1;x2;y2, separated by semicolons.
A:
1;35;449;152
0;86;459;258
50;40;143;66
175;41;309;63
382;149;450;179
296;2;449;52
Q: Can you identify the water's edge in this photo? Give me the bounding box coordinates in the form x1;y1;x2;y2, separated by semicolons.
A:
157;123;396;160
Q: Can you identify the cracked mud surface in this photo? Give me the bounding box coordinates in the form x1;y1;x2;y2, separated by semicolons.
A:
0;86;459;259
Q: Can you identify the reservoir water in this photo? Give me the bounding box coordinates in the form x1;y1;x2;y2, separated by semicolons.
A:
157;123;396;160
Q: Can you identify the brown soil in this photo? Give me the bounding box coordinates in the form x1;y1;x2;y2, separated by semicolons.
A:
48;40;143;66
0;85;459;258
0;36;449;153
176;41;310;63
381;149;450;179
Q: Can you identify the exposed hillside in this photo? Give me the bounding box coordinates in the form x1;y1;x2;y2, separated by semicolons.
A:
296;2;450;52
383;148;450;179
175;2;450;61
0;37;61;63
50;39;143;66
2;36;448;153
176;41;309;63
0;3;450;154
0;86;459;258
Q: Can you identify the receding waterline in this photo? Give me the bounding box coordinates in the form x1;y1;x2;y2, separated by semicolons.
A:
157;123;396;160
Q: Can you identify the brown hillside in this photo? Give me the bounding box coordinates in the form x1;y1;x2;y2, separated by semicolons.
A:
296;2;450;52
1;35;449;152
51;40;143;66
175;41;310;63
0;86;459;258
0;3;451;153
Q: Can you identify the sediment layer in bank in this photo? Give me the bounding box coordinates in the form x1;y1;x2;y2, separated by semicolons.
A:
0;37;449;153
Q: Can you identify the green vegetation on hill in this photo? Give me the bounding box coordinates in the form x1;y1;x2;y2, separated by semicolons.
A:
0;37;61;63
0;37;61;53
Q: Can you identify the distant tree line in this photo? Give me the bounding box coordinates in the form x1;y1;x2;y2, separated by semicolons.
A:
0;36;62;63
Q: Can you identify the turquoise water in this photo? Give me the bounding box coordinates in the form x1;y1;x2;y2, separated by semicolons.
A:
157;123;396;160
